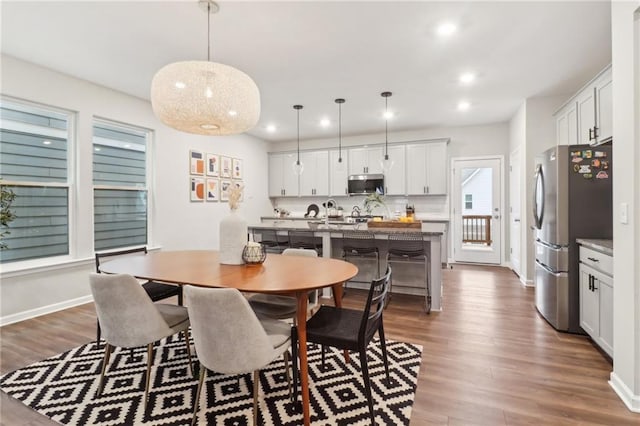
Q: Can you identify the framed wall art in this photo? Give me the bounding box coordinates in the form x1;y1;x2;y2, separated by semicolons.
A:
232;158;243;180
220;179;232;201
190;177;205;201
233;181;244;201
221;156;232;178
190;150;204;175
206;153;219;177
206;179;219;201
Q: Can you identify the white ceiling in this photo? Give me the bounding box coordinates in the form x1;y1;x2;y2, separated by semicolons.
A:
1;1;612;143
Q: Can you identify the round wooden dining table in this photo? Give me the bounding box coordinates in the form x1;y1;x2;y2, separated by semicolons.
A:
100;250;358;426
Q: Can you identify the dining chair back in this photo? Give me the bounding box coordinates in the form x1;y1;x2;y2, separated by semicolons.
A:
292;266;392;424
94;247;183;347
185;285;294;425
89;273;192;409
248;248;319;320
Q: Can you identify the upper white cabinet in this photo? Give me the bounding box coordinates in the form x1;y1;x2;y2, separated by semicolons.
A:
268;152;298;197
329;149;349;196
384;145;406;195
406;142;448;195
348;146;383;175
299;151;329;196
556;101;578;146
559;65;612;146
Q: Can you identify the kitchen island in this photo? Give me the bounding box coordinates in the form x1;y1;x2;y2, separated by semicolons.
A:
249;221;444;311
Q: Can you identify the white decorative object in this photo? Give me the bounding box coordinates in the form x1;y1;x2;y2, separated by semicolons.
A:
219;184;246;265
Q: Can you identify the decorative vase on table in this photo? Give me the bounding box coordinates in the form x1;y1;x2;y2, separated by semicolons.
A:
219;185;247;265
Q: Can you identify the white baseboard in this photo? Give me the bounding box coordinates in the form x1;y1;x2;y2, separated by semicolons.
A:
609;372;640;413
0;295;93;327
521;276;534;287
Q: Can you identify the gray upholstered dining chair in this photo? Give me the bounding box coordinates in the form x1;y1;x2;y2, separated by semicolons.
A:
89;273;193;410
248;248;319;322
185;285;295;426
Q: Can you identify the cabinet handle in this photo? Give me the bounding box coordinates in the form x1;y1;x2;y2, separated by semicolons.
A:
427;186;430;194
345;188;348;195
594;126;599;139
587;257;599;262
283;189;286;196
423;186;426;194
589;274;593;291
588;127;594;141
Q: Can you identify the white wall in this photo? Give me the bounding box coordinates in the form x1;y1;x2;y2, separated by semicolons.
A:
0;55;272;324
610;1;640;413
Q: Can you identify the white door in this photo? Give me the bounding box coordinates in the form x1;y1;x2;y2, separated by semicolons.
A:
509;149;521;275
453;157;502;264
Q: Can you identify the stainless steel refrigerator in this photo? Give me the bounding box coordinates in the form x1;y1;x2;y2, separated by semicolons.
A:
533;144;612;333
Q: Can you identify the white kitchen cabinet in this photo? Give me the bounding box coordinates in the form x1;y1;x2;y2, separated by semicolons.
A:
406;141;448;195
299;150;329;196
348;146;383;175
555;101;578;146
572;66;612;146
329;149;349;196
578;242;613;357
384;145;405;195
268;152;298;197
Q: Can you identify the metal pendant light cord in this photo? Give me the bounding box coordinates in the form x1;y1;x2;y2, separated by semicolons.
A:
335;98;345;163
381;91;392;160
207;2;210;61
294;105;303;165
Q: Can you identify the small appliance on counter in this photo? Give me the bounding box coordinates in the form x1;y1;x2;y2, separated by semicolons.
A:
406;205;415;220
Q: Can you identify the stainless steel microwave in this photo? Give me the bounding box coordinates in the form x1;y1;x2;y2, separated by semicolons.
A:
347;174;385;195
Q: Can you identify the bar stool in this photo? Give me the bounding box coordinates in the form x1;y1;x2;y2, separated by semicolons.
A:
253;229;287;253
342;231;380;287
288;230;322;256
386;232;431;313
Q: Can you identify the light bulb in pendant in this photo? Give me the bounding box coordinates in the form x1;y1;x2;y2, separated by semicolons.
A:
380;155;394;173
292;160;304;176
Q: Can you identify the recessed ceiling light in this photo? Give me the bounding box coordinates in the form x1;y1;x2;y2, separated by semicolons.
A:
458;101;471;111
175;81;186;89
437;22;457;37
320;118;331;127
228;110;237;116
266;124;276;133
459;72;475;84
42;140;52;145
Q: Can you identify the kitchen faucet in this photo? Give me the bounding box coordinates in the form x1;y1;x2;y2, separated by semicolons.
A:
324;199;337;225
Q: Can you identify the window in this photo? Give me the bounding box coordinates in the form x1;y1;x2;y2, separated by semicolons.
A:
0;99;71;263
93;120;149;251
465;194;473;210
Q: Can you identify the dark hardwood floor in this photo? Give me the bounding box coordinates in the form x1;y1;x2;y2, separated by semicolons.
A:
1;264;638;425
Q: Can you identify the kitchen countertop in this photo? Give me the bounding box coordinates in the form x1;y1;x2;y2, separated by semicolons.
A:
250;222;443;235
260;216;449;223
576;238;613;256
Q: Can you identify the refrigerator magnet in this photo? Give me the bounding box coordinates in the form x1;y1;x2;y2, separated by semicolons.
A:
573;164;580;172
601;161;609;170
596;171;609;179
591;159;601;168
582;150;593;158
570;150;582;157
578;165;591;173
572;156;583;163
594;151;607;158
583;173;593;179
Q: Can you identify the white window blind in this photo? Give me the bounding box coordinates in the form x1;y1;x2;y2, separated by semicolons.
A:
0;99;71;263
93;120;149;251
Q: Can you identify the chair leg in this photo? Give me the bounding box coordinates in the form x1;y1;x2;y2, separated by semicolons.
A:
424;254;431;314
283;351;292;398
96;321;102;350
183;330;194;376
378;323;390;384
97;342;112;397
291;327;299;403
191;363;206;426
144;343;153;410
359;347;376;425
178;286;184;306
321;344;326;370
253;370;260;425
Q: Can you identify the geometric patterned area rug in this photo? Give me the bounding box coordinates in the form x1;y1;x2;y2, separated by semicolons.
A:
0;335;422;425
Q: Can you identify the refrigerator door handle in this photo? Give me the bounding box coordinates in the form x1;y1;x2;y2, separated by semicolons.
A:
535;259;564;276
536;238;564;250
533;163;544;230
